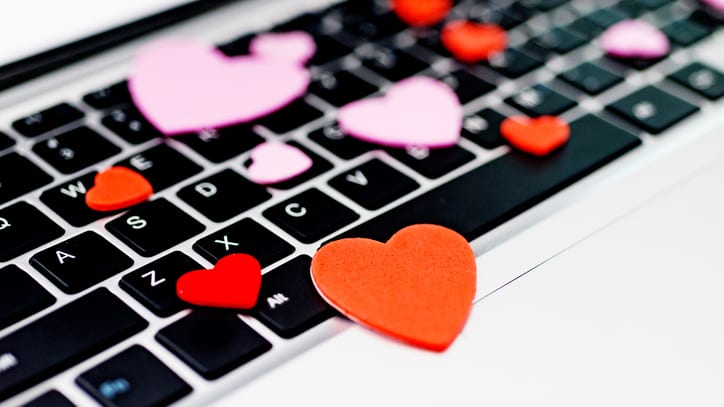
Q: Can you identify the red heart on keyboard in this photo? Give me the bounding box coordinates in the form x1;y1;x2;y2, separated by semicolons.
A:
500;116;570;156
177;254;262;309
311;224;476;351
440;20;507;63
391;0;452;27
86;166;153;212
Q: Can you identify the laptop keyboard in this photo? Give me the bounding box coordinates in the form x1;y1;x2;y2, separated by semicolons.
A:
1;0;723;404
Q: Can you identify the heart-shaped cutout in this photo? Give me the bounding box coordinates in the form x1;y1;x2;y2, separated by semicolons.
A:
500;116;570;157
176;253;262;309
86;166;153;212
391;0;452;27
247;142;313;185
337;77;462;148
440;20;507;63
129;37;312;135
311;224;477;351
600;20;669;60
249;31;316;65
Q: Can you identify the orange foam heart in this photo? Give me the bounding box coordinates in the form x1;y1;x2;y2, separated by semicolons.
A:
440;20;507;63
85;166;153;212
311;224;476;351
391;0;452;27
500;116;571;157
177;254;262;309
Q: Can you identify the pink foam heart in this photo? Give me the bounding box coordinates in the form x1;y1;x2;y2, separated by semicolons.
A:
600;20;669;60
337;77;462;148
247;142;313;185
250;31;316;65
702;0;724;13
129;38;311;135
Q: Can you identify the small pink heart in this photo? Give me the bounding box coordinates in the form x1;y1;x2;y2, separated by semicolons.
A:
601;20;669;60
129;37;312;135
247;142;313;185
250;31;316;65
702;0;724;13
337;77;462;148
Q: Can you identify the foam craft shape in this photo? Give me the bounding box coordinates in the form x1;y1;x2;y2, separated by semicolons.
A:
247;142;313;185
86;166;153;212
176;254;262;309
702;0;724;12
129;37;312;135
500;116;570;157
337;77;462;148
249;31;316;65
391;0;452;27
311;224;477;351
600;20;669;60
440;20;507;63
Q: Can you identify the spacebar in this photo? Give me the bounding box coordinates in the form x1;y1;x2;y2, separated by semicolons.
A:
335;115;641;242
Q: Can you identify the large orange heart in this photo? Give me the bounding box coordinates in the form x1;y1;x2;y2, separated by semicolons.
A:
440;20;507;63
85;166;153;212
391;0;452;27
311;224;476;351
177;254;262;309
500;116;571;157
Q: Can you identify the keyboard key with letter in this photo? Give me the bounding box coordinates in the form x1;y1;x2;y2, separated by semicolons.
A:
0;202;63;262
607;85;699;134
193;218;293;266
669;63;724;100
32;127;121;174
12;103;84;138
115;143;202;191
329;159;418;210
40;172;111;227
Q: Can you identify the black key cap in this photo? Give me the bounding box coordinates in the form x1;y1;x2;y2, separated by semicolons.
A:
33;127;121;174
0;153;53;205
442;69;495;105
263;188;359;243
30;231;133;294
253;256;335;338
612;1;647;17
156;311;271;380
663;19;710;46
530;28;586;55
329;159;418;210
669;62;724;100
310;35;354;66
567;18;605;40
246;142;332;190
178;169;271;222
0;265;55;330
77;345;191;407
331;115;640;243
506;84;576;117
346;13;407;41
309;122;375;159
416;30;449;57
116;144;202;191
102;107;162;145
310;70;378;107
584;9;626;28
461;108;507;149
193;218;293;266
257;99;324;134
606;86;699;134
0;132;14;151
0;202;63;262
120;251;202;317
487;49;544;79
107;199;205;257
83;81;131;110
176;125;264;163
22;390;74;407
560;62;624;95
522;0;566;11
0;288;147;401
40;172;111;227
273;13;323;33
388;145;475;179
640;0;673;9
360;46;428;81
12;103;84;138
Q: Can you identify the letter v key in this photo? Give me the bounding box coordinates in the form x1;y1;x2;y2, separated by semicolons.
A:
345;170;368;186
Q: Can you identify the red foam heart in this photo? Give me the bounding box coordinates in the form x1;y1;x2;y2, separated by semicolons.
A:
311;224;476;351
177;254;262;309
391;0;452;27
85;166;153;212
440;20;507;63
500;116;570;156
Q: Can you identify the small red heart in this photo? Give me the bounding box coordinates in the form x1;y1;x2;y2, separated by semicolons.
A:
391;0;452;27
440;20;507;63
85;166;153;212
500;116;571;157
177;254;262;309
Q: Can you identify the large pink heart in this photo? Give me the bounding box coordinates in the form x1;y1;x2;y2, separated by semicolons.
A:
600;20;669;60
337;77;462;148
129;38;310;135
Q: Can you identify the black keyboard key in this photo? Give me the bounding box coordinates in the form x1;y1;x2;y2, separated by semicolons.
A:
310;35;354;66
640;0;673;9
522;0;566;11
0;202;63;262
77;345;191;407
461;108;507;149
0;153;53;205
530;28;586;55
663;19;710;46
560;62;624;95
253;256;335;338
487;49;544;78
116;144;202;191
506;84;576;117
416;30;450;57
310;70;378;107
329;159;418;210
22;390;74;407
120;251;202;317
0;132;14;151
263;188;359;243
442;69;495;104
102;107;162;145
156;311;271;380
309;122;375;159
567;18;605;40
389;145;475;179
247;142;333;190
360;46;428;82
176;125;264;163
193;218;293;266
273;13;324;33
0;265;55;330
12;103;84;138
331;115;640;243
33;127;121;174
83;81;131;110
612;1;647;17
584;9;626;28
0;288;147;401
257;99;324;135
178;169;271;222
606;85;699;134
30;231;133;294
40;172;111;227
669;63;724;100
346;12;407;41
107;199;205;257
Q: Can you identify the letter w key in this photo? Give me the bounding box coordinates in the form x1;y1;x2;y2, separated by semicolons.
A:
40;172;108;227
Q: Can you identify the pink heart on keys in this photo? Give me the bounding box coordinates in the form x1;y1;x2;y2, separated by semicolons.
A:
702;0;724;13
337;77;462;148
600;20;670;60
250;31;316;65
247;142;313;185
129;36;312;135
